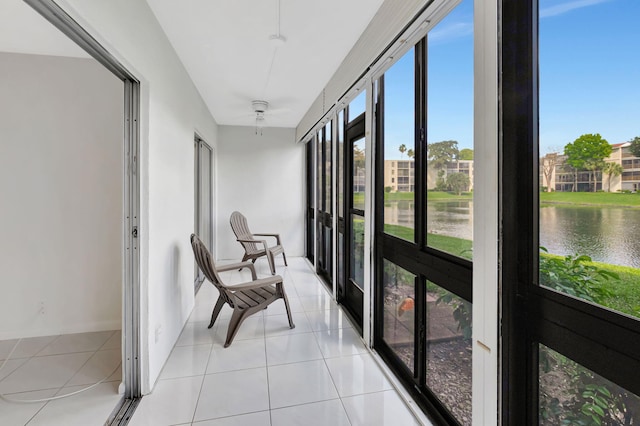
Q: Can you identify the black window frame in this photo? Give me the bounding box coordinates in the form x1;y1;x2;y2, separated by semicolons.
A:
501;0;640;423
373;39;473;426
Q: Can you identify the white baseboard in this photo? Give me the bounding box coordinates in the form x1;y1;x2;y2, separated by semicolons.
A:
0;320;122;340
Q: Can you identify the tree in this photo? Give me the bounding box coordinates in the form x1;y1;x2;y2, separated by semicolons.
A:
603;162;623;192
407;148;415;159
629;136;640;158
354;146;365;171
459;148;474;160
541;152;559;193
398;144;407;159
435;170;447;191
447;172;470;195
428;140;459;170
564;134;612;192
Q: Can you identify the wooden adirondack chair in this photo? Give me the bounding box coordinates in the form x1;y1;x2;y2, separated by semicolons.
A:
229;211;287;275
190;234;294;347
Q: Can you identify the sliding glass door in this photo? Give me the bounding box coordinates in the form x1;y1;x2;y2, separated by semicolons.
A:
305;139;315;263
316;122;333;288
339;113;366;330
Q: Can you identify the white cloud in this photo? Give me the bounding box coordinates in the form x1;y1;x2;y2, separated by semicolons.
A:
540;0;612;18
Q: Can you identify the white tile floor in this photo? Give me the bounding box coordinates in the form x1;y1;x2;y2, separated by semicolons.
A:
130;257;425;426
0;258;427;425
0;330;122;425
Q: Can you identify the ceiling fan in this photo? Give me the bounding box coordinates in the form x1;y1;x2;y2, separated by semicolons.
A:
252;100;269;135
232;0;290;134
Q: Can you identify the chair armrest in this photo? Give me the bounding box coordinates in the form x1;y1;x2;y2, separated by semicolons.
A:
217;261;257;280
237;238;267;244
252;233;282;245
237;238;270;253
228;275;283;291
217;261;252;272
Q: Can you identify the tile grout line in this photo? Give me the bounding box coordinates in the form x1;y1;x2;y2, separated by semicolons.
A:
31;334;61;358
190;289;216;425
96;329;119;351
262;296;274;426
319;334;354;426
16;331;113;426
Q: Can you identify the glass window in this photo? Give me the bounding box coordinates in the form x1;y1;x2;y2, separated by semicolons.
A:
348;91;366;122
350;214;365;288
538;0;640;320
353;137;366;210
325;122;332;214
382;259;416;372
426;0;474;260
539;345;640;424
338;111;345;216
426;281;472;425
382;48;415;242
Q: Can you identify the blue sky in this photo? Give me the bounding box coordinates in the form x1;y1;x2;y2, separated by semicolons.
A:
380;0;640;159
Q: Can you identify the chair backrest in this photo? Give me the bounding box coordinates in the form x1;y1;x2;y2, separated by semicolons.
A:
230;211;260;255
190;234;234;305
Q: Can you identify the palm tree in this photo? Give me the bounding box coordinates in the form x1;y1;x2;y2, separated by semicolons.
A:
603;162;623;192
398;144;406;159
407;148;414;159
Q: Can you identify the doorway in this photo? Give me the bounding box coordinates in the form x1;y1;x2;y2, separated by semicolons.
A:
316;122;333;289
305;139;315;264
23;1;142;422
194;135;213;293
339;113;366;331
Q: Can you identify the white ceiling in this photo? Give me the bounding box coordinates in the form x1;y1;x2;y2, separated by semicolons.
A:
146;0;385;128
0;1;88;58
1;0;384;129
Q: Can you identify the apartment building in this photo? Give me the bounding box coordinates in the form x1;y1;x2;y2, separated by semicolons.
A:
383;160;415;192
383;159;474;192
541;142;640;192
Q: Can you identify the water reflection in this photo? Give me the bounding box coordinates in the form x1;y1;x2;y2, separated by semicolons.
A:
427;201;474;241
540;205;640;268
384;201;415;227
384;201;640;268
384;201;474;240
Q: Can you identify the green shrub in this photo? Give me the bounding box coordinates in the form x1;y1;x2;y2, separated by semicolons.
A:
539;248;617;304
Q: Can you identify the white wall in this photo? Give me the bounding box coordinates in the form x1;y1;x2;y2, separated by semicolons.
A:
0;52;122;339
217;126;304;261
55;0;220;392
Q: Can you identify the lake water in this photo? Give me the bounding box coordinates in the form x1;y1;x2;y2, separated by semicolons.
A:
384;200;640;268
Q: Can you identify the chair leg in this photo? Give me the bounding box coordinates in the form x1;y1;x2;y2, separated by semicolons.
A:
209;296;226;329
239;254;249;271
266;250;276;275
280;286;295;329
224;308;249;348
282;250;288;266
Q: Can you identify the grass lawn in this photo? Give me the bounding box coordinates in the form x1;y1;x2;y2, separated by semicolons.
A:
597;263;640;319
540;252;640;319
383;224;640;319
427;191;472;201
540;191;640;207
353;191;418;204
357;190;640;207
383;224;473;260
357;191;472;203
